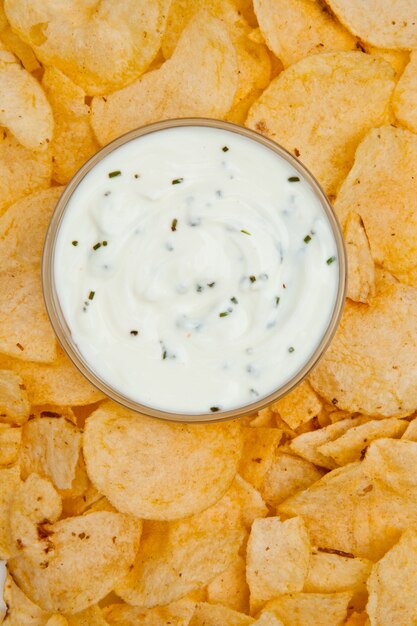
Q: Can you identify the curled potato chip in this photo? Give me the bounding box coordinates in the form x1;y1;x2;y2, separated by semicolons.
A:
4;0;170;95
115;483;246;608
273;381;322;430
336;126;417;276
246;517;310;612
207;555;249;614
0;129;52;215
0;264;56;363
104;600;196;626
0;24;41;73
265;592;351;626
0;369;29;424
309;282;417;417
8;474;142;614
325;0;417;48
0;423;21;467
305;550;372;596
84;401;242;520
343;213;375;304
260;452;323;508
42;68;99;184
0;43;52;150
238;427;282;490
2;571;52;626
393;52;417;132
367;528;417;626
253;0;356;67
246;52;395;196
91;11;238;145
0;465;20;559
189;603;252;626
0;187;62;269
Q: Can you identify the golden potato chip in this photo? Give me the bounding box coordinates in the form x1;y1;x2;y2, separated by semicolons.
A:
0;349;104;406
343;213;375;304
393;52;417;132
42;68;99;184
344;613;368;626
65;607;108;626
0;465;20;559
0;43;53;150
207;555;249;614
0;423;21;467
253;0;356;67
252;613;284;626
246;52;395;196
289;417;369;469
91;11;238;146
45;618;67;626
0;1;7;31
246;517;310;612
324;0;417;48
309;282;417;417
115;484;246;608
189;603;252;626
2;572;52;626
273;381;322;431
0;129;52;216
4;0;170;95
0;264;56;363
238;427;282;490
249;408;275;428
0;25;41;73
0;187;63;268
260;451;323;508
232;475;268;529
367;529;417;625
265;592;351;626
362;45;409;75
0;369;29;424
84;401;242;520
402;417;417;441
61;481;102;519
104;600;195;626
9;474;142;613
335;126;417;276
305;550;372;596
318;418;407;465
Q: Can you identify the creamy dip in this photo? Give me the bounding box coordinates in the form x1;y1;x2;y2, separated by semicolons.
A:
53;125;339;414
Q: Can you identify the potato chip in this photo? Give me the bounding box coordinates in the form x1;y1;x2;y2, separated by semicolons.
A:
253;0;356;67
265;592;351;626
324;0;417;48
91;11;238;146
232;475;268;529
207;555;249;613
0;129;52;216
0;424;21;467
104;600;196;626
392;52;417;133
246;517;310;612
115;484;246;608
367;529;417;625
45;618;67;626
65;607;108;626
2;572;52;626
343;213;375;304
0;43;53;150
0;348;104;406
0;465;20;559
273;381;322;431
309;282;417;417
0;264;56;363
0;369;29;424
0;25;41;73
305;550;372;596
61;481;102;519
249;408;275;428
402;417;417;441
9;474;142;613
344;613;368;626
238;427;282;490
335;126;417;276
362;45;409;75
246;52;395;196
0;187;63;269
189;603;252;626
84;401;242;520
42;68;99;184
4;0;170;95
318;418;407;465
252;613;284;626
260;451;323;508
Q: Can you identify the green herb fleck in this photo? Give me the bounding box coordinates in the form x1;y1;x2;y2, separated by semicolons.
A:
102;240;108;246
172;178;184;185
231;296;238;304
249;275;256;283
134;173;140;179
130;330;138;336
288;346;295;353
93;242;101;251
210;406;220;412
219;311;229;318
241;229;251;236
162;350;167;360
88;291;95;300
208;282;215;288
326;256;336;265
222;146;229;152
196;285;203;293
304;235;312;244
275;296;280;307
288;176;300;182
108;170;121;178
171;218;178;232
71;240;78;246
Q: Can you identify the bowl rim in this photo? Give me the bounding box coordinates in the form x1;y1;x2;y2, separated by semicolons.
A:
42;117;347;424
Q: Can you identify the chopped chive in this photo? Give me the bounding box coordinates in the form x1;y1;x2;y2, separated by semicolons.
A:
162;350;167;360
171;218;178;232
222;146;229;152
130;330;139;336
208;282;215;288
275;296;280;306
172;178;184;185
304;235;312;244
241;229;252;236
71;240;78;246
288;346;295;353
249;275;256;283
326;256;336;265
93;242;101;251
134;173;140;179
102;240;108;246
210;406;220;412
196;285;203;292
288;176;300;182
108;170;121;178
231;296;238;304
219;311;229;318
250;388;259;397
88;291;95;300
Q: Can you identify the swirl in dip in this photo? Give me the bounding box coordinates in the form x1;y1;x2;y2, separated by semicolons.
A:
53;124;340;415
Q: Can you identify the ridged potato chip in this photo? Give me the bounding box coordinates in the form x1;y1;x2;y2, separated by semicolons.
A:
189;603;252;626
42;68;98;184
4;0;170;95
0;465;20;559
8;474;142;614
367;528;417;626
0;369;29;424
0;423;21;467
305;550;372;599
91;11;238;146
325;0;417;49
104;600;195;626
207;555;249;614
253;0;356;67
273;381;322;431
238;427;282;490
393;52;417;132
343;213;375;304
246;52;395;196
84;401;242;521
260;451;323;507
0;43;53;150
265;592;351;626
309;282;417;417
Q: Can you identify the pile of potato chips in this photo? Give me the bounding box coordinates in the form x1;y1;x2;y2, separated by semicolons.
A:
2;0;417;624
